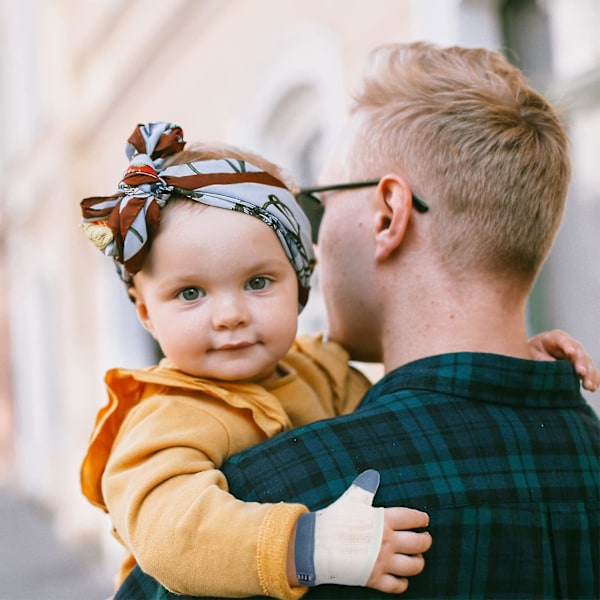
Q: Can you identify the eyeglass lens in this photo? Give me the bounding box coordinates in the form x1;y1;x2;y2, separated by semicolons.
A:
297;192;323;244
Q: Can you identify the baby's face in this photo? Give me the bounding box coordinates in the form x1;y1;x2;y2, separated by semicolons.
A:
131;203;299;382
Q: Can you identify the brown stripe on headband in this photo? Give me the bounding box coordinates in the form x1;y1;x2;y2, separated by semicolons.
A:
81;193;123;219
163;170;288;191
127;125;185;159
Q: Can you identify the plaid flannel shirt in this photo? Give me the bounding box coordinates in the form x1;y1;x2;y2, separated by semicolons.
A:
116;353;600;600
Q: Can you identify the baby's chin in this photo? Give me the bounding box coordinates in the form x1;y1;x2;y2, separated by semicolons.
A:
179;362;281;385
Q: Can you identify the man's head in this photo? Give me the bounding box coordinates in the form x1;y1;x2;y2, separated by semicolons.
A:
316;42;571;362
348;41;570;279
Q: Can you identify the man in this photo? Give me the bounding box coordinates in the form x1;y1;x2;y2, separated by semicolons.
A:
117;42;599;599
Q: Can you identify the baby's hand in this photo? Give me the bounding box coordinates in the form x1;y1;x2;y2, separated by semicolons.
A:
294;470;430;592
529;330;599;392
366;506;431;594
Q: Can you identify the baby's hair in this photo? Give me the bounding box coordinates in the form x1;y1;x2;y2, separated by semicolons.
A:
164;141;298;192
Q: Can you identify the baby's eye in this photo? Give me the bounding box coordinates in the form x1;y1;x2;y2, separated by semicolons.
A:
246;277;271;291
178;287;205;302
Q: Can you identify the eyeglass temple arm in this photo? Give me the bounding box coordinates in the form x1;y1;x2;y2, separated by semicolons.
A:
299;180;429;212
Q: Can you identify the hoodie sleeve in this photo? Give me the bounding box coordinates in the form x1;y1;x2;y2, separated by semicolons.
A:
103;390;309;599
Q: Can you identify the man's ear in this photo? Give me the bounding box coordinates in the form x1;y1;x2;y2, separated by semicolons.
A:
373;175;412;262
128;285;156;338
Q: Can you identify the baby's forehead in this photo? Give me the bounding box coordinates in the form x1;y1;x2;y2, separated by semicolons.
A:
147;206;295;276
159;201;284;243
161;196;209;214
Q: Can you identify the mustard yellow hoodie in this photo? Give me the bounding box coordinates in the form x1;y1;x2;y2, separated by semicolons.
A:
81;334;370;598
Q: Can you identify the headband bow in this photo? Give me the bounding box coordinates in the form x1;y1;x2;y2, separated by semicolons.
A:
80;122;315;310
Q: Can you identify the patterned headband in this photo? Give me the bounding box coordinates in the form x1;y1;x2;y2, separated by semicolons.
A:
80;122;316;309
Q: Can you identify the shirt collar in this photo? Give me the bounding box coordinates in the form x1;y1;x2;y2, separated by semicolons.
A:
363;352;584;409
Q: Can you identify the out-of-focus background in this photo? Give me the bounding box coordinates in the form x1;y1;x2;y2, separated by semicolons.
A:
0;0;598;597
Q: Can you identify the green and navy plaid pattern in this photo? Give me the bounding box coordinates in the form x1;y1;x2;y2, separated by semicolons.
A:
115;353;600;600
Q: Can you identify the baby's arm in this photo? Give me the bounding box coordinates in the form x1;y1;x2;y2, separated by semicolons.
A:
528;329;599;391
103;394;304;598
290;334;372;417
104;394;429;599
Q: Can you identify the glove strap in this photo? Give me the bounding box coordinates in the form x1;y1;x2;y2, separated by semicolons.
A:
294;512;317;586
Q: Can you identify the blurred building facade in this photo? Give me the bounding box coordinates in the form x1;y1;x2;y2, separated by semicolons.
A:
0;0;598;574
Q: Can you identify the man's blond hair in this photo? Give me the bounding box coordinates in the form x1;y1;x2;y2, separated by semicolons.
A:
348;41;571;282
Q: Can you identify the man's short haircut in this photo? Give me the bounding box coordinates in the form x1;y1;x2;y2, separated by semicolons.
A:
348;41;571;283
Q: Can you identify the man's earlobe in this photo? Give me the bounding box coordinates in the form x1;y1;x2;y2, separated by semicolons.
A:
373;176;412;262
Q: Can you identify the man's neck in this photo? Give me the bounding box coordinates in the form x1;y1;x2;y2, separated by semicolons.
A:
380;277;533;374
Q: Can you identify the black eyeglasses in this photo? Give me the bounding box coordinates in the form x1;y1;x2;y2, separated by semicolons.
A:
295;180;429;243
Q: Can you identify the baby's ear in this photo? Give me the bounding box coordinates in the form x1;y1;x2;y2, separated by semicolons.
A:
126;285;137;304
127;285;141;305
128;286;156;338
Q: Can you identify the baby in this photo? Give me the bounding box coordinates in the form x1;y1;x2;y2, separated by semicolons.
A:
80;121;430;598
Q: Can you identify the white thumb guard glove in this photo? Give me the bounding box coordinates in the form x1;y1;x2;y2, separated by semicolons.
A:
294;469;384;587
